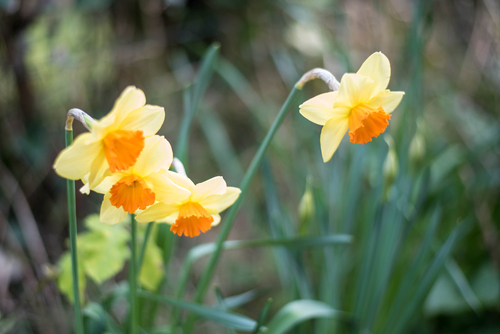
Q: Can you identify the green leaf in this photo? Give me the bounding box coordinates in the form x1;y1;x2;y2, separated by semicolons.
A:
424;274;468;316
79;214;130;284
83;302;124;334
471;261;500;307
176;43;220;164
139;228;164;290
220;288;269;310
392;220;468;334
174;234;352;314
445;259;482;314
252;298;272;334
138;291;258;331
265;300;345;334
57;252;86;303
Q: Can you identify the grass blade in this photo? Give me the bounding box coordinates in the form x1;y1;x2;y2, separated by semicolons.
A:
215;287;237;334
445;258;482;314
392;220;469;334
176;43;220;164
252;298;272;334
138;291;258;332
265;300;345;334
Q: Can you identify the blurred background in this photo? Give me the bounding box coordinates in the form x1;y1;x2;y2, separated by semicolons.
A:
1;0;500;333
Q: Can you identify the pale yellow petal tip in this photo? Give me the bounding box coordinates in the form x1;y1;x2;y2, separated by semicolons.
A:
321;149;335;163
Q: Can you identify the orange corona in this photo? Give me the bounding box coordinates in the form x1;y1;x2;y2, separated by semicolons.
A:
109;175;155;214
103;130;145;172
170;202;214;237
348;105;391;145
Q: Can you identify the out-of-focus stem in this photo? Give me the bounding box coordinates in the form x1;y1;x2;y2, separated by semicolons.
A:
183;84;301;333
65;129;85;334
130;214;138;334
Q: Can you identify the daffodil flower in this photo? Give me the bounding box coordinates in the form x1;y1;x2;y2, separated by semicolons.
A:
54;86;165;189
299;52;404;162
135;173;241;237
93;135;190;225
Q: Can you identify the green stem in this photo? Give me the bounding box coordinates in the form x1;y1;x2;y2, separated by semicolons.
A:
130;214;138;334
137;222;154;273
65;129;84;334
184;85;301;333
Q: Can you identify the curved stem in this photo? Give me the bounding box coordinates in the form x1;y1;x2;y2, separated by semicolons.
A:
183;85;301;333
65;129;85;334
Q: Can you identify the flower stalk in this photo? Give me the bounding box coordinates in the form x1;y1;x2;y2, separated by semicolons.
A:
182;84;301;333
130;214;139;334
65;127;85;334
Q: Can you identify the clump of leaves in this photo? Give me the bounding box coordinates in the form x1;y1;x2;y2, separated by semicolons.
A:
57;214;163;303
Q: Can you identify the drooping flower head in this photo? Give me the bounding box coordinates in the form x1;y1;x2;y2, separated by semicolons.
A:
54;86;165;189
299;52;404;162
93;135;190;225
136;172;241;237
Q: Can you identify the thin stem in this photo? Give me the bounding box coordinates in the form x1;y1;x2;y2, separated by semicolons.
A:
65;129;84;334
137;222;155;273
130;214;138;334
183;85;301;333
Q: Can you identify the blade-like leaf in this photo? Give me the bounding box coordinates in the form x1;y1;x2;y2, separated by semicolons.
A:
265;300;345;334
138;291;258;332
445;259;482;314
392;220;468;334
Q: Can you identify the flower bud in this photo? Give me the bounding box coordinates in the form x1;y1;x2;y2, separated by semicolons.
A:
409;119;426;169
65;108;95;131
296;68;340;91
383;134;398;190
298;177;315;235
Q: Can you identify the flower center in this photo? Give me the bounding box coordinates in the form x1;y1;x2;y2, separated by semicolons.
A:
103;130;145;172
348;104;391;145
171;202;214;238
109;175;155;214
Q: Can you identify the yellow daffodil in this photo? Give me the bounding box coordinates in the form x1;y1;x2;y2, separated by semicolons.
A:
299;52;405;162
136;173;241;237
54;86;165;189
93;135;191;225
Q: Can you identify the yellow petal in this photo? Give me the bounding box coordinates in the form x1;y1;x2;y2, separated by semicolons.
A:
53;133;101;180
320;117;349;162
119;105;165;136
366;90;404;114
80;183;90;195
334;74;375;108
299;92;350;125
198;187;241;213
143;173;191;204
211;214;221;226
136;202;179;223
88;150;110;189
100;192;128;225
132;136;172;177
190;176;227;202
105;86;146;126
167;171;196;190
156;212;178;225
80;174;91;194
356;52;391;95
93;174;123;194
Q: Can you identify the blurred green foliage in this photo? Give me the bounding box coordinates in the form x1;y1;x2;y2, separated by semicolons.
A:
1;0;500;333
